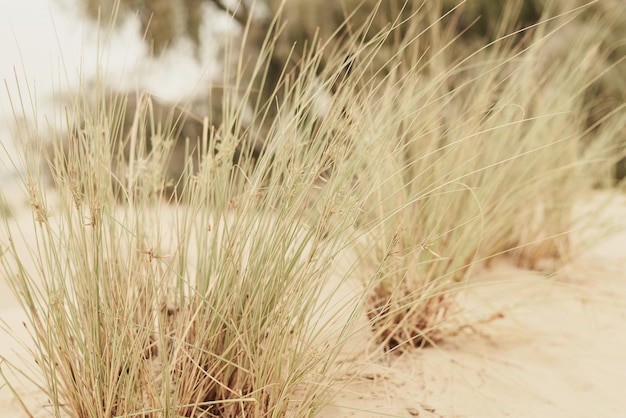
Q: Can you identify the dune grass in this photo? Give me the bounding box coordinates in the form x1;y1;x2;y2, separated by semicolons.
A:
0;1;624;416
0;7;380;416
357;13;625;348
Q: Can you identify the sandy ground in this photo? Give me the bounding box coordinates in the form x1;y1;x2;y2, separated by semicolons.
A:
325;194;626;417
1;193;625;417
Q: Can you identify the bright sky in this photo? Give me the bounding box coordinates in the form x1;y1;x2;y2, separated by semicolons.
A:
0;0;231;184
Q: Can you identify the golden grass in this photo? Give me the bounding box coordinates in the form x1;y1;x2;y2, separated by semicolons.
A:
1;0;624;416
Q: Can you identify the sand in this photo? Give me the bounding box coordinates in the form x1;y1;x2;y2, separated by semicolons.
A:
1;193;625;417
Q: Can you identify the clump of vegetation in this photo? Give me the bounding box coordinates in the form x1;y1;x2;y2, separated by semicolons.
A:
1;0;624;416
1;20;375;415
355;3;624;349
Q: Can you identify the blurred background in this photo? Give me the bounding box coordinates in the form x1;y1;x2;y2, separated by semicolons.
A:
1;0;624;188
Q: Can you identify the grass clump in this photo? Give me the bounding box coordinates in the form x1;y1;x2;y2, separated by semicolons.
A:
0;13;375;417
348;2;623;351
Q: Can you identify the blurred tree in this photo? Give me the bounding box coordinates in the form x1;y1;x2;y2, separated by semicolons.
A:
442;0;542;40
84;0;204;54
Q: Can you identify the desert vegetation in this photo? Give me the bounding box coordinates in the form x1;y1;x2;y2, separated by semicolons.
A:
0;0;624;416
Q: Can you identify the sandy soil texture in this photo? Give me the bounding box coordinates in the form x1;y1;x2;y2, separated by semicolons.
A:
325;194;626;417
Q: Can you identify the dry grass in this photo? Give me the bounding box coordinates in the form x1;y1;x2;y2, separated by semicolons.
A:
0;0;624;416
328;1;624;351
0;12;375;416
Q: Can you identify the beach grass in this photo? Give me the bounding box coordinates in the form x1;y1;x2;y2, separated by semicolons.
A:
0;0;624;416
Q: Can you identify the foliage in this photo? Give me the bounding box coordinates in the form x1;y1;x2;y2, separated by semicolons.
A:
0;1;623;416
